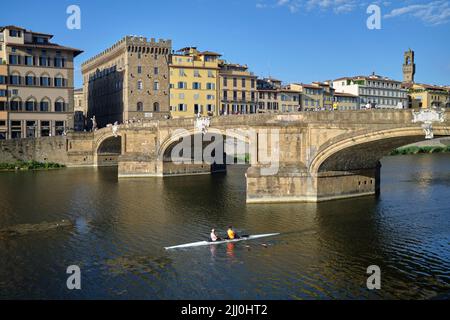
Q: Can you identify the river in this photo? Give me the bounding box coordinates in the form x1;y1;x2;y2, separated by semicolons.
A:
0;154;449;299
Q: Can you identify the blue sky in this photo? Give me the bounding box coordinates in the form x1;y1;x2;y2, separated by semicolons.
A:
1;0;449;88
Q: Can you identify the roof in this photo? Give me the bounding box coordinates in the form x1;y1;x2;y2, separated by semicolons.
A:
334;92;358;97
412;83;450;91
199;51;222;56
0;25;54;38
8;42;83;57
333;74;401;83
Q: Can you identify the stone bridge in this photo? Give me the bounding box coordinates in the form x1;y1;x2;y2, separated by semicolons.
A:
1;110;449;203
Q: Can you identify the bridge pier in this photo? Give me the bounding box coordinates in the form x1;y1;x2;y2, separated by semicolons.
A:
246;164;381;203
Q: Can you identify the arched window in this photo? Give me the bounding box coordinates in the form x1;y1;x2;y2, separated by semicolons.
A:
10;97;22;111
39;73;51;87
137;102;143;112
25;72;36;86
137;80;143;90
55;98;65;112
25;97;37;111
10;71;21;85
54;74;65;87
40;97;51;112
153;102;160;112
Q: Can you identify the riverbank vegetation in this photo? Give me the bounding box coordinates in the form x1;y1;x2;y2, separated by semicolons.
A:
390;146;450;156
0;161;65;171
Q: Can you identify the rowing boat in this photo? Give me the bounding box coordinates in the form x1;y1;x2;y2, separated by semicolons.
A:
164;233;280;250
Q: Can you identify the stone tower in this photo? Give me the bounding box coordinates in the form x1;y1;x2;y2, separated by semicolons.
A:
403;49;415;83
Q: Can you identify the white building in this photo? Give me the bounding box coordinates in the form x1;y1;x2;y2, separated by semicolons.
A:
332;73;408;109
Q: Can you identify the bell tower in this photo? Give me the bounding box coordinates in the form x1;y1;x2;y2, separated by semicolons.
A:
403;49;415;83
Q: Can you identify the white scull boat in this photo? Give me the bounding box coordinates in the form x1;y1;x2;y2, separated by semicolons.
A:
164;233;280;250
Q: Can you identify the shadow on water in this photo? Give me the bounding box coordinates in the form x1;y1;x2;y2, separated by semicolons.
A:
0;155;449;299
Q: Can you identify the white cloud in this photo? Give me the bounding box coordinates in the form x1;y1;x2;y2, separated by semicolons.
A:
384;1;450;25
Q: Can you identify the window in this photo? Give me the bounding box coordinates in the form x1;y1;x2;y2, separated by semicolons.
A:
54;57;65;68
9;55;19;65
40;76;50;86
10;100;22;111
178;82;187;89
154;67;159;75
25;56;33;66
194;70;200;77
40;121;50;137
9;29;21;37
137;80;143;90
137;66;142;74
0;76;6;85
207;95;215;100
208;70;214;78
10;75;20;85
25;100;35;111
55;121;65;136
233;78;237;87
137;102;143;111
153;102;159;112
179;69;186;77
207;104;214;112
40;100;50;112
179;93;185;99
251;79;255;88
55;101;65;112
39;57;49;67
223;91;228;100
178;104;187;112
223;77;228;87
242;78;246;88
153;81;159;91
206;83;215;90
54;77;64;87
192;82;201;90
0;90;7;97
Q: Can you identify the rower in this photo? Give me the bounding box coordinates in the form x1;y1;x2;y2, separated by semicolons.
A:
210;229;221;242
227;226;240;240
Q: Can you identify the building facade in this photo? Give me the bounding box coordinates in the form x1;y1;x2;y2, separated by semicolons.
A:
287;83;326;111
407;83;450;109
0;25;82;139
333;92;359;110
219;62;258;115
332;74;408;109
82;36;171;128
257;78;301;113
73;88;85;131
169;47;220;118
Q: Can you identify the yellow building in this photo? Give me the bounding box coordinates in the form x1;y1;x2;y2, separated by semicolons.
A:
333;92;359;110
219;62;257;115
169;47;220;118
287;83;326;111
408;83;450;109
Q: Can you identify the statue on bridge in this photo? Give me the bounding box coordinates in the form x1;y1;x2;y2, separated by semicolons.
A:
195;113;211;135
90;116;98;132
412;108;446;139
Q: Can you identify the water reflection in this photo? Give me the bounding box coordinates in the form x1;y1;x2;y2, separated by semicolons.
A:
0;154;449;299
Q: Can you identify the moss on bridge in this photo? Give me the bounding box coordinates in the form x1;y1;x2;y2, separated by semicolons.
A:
0;161;66;172
390;146;450;156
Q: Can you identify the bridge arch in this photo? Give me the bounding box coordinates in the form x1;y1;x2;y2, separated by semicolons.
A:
309;126;450;174
94;128;123;167
158;127;251;176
